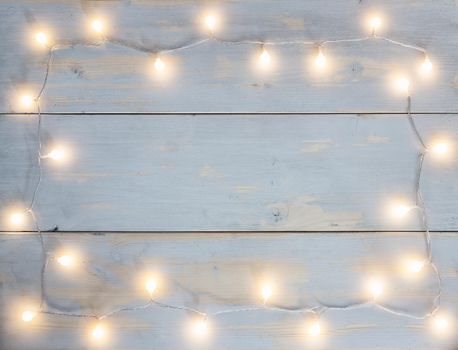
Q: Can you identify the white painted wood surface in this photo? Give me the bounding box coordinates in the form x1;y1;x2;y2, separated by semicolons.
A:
0;232;457;350
0;0;457;113
1;113;458;231
0;1;457;349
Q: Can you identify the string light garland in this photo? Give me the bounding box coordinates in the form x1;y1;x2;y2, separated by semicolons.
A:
3;10;455;347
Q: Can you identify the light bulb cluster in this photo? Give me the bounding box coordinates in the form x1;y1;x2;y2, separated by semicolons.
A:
18;258;453;344
27;13;436;89
5;8;455;349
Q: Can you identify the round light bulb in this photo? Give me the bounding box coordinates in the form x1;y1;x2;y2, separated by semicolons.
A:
10;212;25;226
431;142;448;156
92;324;105;339
396;77;410;94
204;15;217;32
47;148;65;161
154;57;165;72
35;32;47;45
91;20;103;33
369;279;384;300
370;17;382;32
22;310;36;322
261;283;273;303
315;51;326;69
21;95;34;107
432;316;449;333
406;259;424;274
308;321;321;336
193;319;208;338
57;255;74;268
145;278;157;295
390;203;412;218
421;56;433;73
259;48;271;66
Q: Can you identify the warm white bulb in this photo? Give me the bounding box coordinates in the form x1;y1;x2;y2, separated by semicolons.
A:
35;32;47;45
315;51;326;69
10;212;25;226
391;203;412;218
47;148;65;161
259;48;271;65
433;316;449;333
145;278;157;295
369;279;384;300
308;321;321;336
431;142;449;156
21;95;34;107
421;56;433;73
92;324;105;339
370;17;382;32
205;15;217;31
91;20;103;33
193;319;208;338
261;283;273;302
57;255;74;268
396;77;410;94
22;310;36;322
406;259;424;274
154;57;165;72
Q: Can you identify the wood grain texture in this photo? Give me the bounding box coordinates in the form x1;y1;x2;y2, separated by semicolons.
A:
0;232;457;350
1;113;457;232
0;0;457;113
0;1;457;349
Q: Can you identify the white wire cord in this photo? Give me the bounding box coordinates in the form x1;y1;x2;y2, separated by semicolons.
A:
16;26;442;338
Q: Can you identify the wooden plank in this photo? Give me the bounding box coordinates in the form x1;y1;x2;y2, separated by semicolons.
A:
0;113;457;232
1;0;458;113
0;232;456;350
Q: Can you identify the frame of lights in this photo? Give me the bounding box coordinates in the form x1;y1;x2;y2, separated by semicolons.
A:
6;13;454;346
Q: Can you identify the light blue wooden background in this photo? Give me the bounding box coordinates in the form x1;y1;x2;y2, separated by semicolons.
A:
0;1;457;349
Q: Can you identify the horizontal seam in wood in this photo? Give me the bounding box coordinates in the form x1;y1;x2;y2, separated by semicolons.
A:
1;111;458;116
1;230;457;234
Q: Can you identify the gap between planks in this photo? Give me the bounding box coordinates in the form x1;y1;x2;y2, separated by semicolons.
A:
1;112;458;116
1;230;457;235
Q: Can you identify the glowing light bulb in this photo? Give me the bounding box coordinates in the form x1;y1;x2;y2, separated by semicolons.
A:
406;259;424;274
154;57;165;72
396;77;410;94
57;255;74;268
10;212;25;226
390;203;412;218
205;15;217;32
308;321;321;336
261;283;273;303
368;278;384;300
193;318;208;338
421;56;433;73
432;315;449;333
92;324;105;339
91;20;103;33
22;310;36;322
431;142;449;156
145;278;157;295
35;32;47;45
315;50;326;69
259;47;271;66
47;148;65;161
370;17;382;33
21;95;34;107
